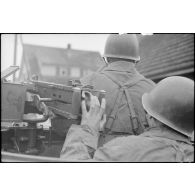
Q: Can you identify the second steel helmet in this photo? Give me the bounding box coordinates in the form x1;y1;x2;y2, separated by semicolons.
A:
142;76;194;137
103;34;140;62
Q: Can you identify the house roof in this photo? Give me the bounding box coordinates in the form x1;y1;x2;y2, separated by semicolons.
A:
22;44;105;70
136;34;194;80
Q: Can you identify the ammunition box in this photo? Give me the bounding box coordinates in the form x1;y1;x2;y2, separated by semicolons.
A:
1;82;27;122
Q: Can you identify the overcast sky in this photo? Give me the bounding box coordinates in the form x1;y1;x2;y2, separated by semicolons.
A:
1;34;110;71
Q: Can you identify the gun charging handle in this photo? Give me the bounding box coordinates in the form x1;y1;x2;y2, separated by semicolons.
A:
81;89;106;112
71;87;82;117
23;94;52;123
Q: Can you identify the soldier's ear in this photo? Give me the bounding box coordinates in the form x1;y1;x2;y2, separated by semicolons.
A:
146;114;158;128
103;57;109;64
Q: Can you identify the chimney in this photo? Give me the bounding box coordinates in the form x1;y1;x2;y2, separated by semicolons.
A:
67;44;71;49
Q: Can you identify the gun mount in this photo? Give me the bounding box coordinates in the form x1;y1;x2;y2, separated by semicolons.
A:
1;66;106;160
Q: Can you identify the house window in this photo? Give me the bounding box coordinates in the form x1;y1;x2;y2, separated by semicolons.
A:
40;64;56;76
70;67;80;78
59;67;68;77
83;69;93;77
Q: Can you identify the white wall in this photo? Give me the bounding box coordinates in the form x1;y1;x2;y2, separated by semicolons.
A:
1;34;109;72
1;34;15;71
1;34;23;73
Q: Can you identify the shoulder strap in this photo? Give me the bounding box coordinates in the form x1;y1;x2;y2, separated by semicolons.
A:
164;139;193;162
101;71;145;134
101;72;124;132
102;71;145;88
124;73;145;87
123;87;139;134
105;88;124;131
101;71;123;87
144;135;192;162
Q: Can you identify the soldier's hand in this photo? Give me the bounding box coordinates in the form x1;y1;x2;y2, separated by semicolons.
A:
81;94;106;135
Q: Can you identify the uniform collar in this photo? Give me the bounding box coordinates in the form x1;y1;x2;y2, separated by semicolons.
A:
103;61;137;73
141;127;192;144
100;61;143;86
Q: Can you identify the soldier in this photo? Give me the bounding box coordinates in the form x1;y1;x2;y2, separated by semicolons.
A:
81;34;156;146
60;76;194;162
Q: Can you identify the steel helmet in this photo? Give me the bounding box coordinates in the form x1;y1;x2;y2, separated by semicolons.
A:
103;34;140;62
142;76;194;137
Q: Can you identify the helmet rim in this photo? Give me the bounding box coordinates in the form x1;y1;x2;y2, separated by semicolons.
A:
142;93;194;138
103;53;140;62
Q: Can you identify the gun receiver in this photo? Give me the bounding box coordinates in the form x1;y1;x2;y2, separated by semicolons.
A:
30;80;106;120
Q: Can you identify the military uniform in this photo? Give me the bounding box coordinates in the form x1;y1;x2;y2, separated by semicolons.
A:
60;125;194;162
81;61;155;145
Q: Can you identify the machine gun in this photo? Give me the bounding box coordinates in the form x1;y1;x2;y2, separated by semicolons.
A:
1;66;105;158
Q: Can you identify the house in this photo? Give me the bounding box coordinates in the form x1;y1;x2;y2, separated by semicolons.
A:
136;34;194;82
18;44;106;84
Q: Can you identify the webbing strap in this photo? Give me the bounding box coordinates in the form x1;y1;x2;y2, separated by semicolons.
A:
144;135;191;162
105;88;124;131
166;140;191;162
101;71;145;134
101;71;143;87
123;87;139;134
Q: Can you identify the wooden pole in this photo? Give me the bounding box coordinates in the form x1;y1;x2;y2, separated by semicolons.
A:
13;34;18;81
